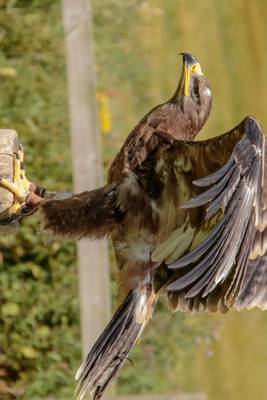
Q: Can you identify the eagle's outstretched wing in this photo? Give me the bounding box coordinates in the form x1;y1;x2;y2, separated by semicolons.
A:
151;116;267;313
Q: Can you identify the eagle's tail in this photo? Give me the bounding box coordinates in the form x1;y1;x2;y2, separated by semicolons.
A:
75;283;156;400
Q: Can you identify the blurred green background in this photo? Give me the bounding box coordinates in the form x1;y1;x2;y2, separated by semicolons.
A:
0;0;267;399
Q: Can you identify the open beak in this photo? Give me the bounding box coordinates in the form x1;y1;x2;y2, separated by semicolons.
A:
180;53;202;97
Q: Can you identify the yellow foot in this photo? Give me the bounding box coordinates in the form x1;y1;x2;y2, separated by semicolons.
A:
0;144;31;215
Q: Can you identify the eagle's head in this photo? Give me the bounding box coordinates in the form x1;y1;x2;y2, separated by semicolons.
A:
171;52;212;138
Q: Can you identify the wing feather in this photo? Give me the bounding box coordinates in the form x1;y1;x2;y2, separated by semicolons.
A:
153;116;267;313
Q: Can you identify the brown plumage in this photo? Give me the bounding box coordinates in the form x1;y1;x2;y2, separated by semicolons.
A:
23;53;267;399
0;389;17;400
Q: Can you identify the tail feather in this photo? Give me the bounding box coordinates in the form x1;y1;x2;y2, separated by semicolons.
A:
75;287;153;400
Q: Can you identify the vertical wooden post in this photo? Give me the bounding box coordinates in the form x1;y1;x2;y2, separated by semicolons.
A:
62;0;111;357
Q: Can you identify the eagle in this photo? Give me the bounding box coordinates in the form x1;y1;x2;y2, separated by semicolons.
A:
1;53;267;400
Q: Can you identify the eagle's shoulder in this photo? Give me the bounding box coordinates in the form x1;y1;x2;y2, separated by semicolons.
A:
108;103;177;182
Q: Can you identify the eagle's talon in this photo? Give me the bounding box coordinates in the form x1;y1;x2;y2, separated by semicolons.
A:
0;147;31;220
0;178;29;202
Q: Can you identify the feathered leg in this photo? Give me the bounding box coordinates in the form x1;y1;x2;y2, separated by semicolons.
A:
39;182;124;239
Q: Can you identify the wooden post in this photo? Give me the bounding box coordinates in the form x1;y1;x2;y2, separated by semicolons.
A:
62;0;111;357
0;130;19;234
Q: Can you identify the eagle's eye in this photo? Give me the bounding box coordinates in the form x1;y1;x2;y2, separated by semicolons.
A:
191;63;202;75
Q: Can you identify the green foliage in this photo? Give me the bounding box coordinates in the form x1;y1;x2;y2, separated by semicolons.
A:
0;218;80;399
0;4;80;398
92;0;152;107
0;0;59;9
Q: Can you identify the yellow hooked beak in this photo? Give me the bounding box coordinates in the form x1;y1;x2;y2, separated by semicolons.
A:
184;63;191;97
180;53;203;97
